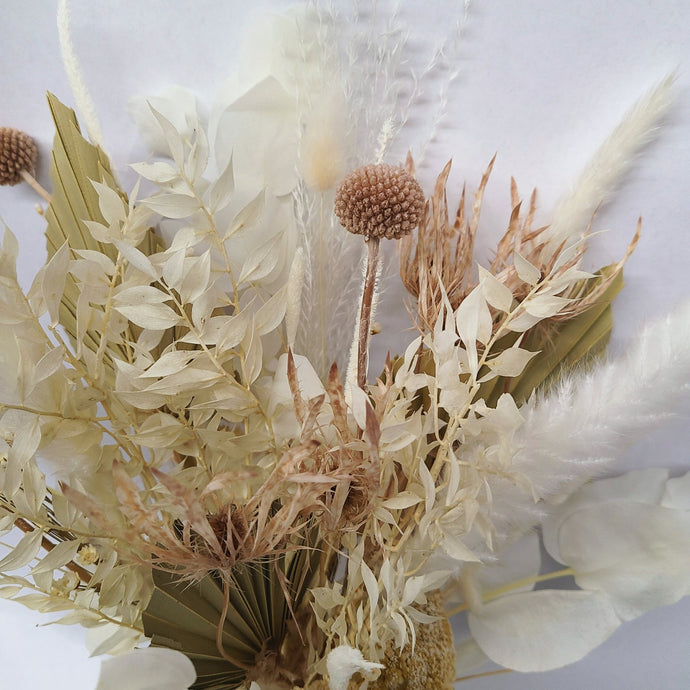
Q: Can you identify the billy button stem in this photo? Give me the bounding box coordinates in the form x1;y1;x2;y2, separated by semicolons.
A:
0;127;51;203
335;163;424;389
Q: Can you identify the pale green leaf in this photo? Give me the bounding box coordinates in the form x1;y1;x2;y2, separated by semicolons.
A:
513;252;541;286
96;648;195;690
130;161;179;185
382;493;423;510
559;502;690;621
478;265;513;312
468;589;620;672
30;539;82;575
42;241;71;327
0;529;43;572
485;346;539;378
92;180;127;227
254;285;287;336
208;153;235;213
114;303;181;330
142;193;200;219
223;190;265;240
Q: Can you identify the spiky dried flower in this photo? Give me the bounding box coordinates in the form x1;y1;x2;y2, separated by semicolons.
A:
0;127;38;186
335;163;424;240
400;154;638;334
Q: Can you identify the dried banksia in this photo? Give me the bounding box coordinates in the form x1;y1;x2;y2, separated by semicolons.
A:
0;127;38;186
335;163;425;388
335;163;424;240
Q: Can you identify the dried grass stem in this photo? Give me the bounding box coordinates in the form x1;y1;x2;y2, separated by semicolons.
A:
20;169;52;203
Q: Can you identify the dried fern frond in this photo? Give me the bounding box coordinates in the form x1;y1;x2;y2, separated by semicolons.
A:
144;525;321;690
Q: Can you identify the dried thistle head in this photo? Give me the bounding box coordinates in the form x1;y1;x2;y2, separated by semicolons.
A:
335;163;424;240
0;127;38;186
400;155;638;333
399;155;493;331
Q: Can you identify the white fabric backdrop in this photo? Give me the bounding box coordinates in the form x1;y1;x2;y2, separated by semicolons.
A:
1;1;689;687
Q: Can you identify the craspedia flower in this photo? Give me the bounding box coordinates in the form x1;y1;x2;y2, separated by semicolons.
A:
0;127;38;186
335;163;425;240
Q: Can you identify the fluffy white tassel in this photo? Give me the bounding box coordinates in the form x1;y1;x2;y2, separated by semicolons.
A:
285;247;305;350
57;0;106;150
326;646;384;690
477;300;690;549
543;74;675;256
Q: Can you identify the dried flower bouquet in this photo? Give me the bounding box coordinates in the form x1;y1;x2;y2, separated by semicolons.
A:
1;2;689;689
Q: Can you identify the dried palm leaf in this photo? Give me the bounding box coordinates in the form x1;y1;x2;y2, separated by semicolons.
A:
143;527;321;690
480;264;625;407
44;94;163;378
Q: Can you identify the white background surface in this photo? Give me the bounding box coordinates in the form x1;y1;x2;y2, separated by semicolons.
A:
1;1;690;688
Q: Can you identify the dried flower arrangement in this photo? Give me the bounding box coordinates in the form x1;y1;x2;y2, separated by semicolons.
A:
1;2;689;689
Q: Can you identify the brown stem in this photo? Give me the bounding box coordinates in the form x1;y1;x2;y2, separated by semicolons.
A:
357;237;380;389
14;517;92;583
20;169;52;203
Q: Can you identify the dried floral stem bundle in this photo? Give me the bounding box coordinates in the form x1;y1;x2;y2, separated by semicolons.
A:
0;4;687;690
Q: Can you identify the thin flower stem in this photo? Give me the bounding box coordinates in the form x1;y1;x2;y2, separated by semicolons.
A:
357;237;380;388
94;254;124;379
456;668;513;683
20;170;52;203
182;172;240;310
318;194;327;379
446;567;575;617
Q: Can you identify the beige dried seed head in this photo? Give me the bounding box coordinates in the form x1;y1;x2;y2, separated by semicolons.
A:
334;163;425;240
0;128;38;186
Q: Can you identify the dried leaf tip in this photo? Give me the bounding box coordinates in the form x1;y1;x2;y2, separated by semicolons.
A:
0;127;38;186
334;163;425;240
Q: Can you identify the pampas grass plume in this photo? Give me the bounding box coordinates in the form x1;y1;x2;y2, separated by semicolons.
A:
479;300;690;550
299;90;349;191
544;73;675;255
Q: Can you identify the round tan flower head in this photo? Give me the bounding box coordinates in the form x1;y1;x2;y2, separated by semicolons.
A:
0;128;38;186
335;163;425;240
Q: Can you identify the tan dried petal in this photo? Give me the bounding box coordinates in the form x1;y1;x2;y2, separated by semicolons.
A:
0;127;38;186
334;163;425;240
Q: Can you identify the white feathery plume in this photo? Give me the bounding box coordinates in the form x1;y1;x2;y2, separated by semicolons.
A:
475;300;690;551
293;188;365;378
326;645;384;690
292;3;471;380
57;0;106;151
285;247;305;350
542;74;675;258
